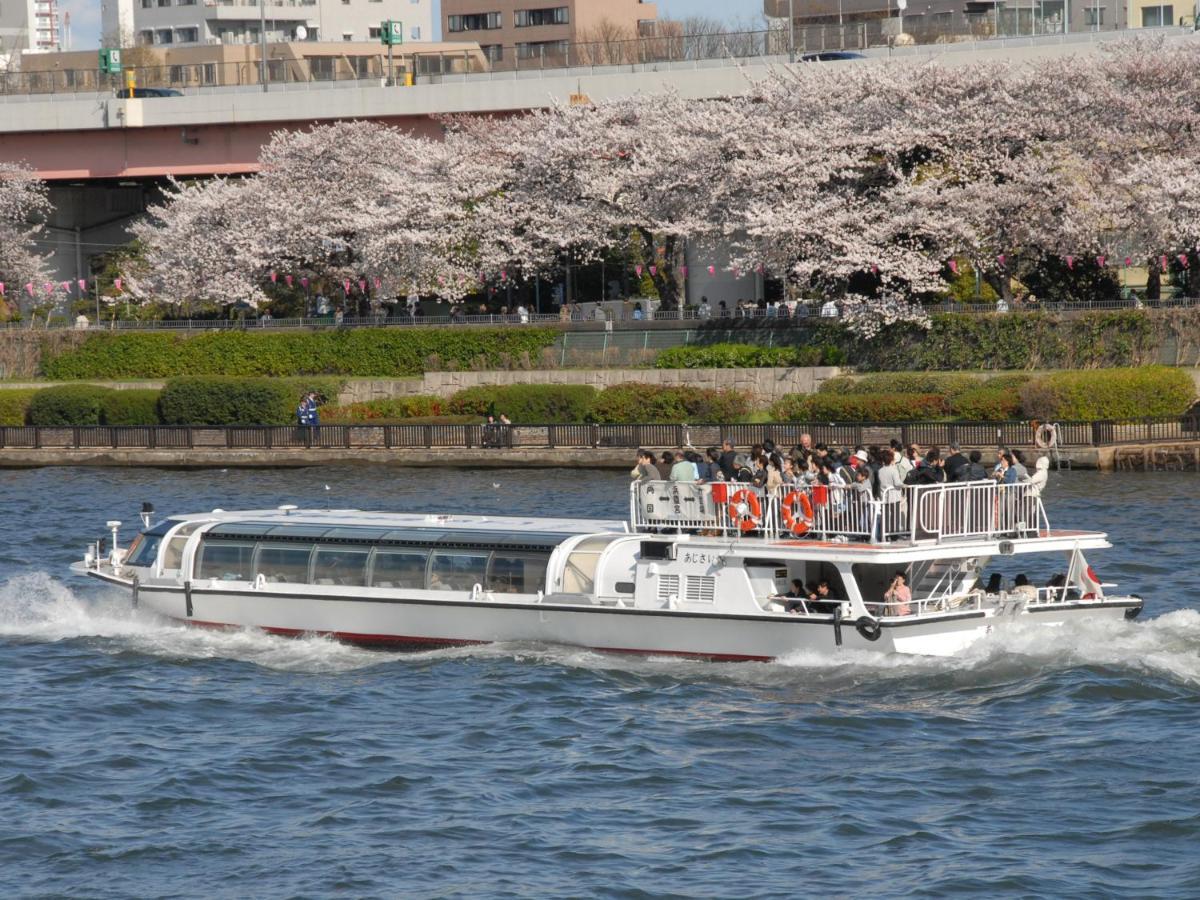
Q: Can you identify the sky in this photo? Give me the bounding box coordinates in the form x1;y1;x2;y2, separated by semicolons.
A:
59;0;758;51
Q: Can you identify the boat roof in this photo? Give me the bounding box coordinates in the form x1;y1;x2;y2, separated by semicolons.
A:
170;509;629;538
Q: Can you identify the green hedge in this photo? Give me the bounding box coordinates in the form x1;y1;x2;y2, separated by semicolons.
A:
655;343;828;369
771;392;950;422
40;328;559;379
819;372;983;399
100;389;162;426
448;385;598;424
590;383;752;423
27;384;114;426
0;389;38;426
322;396;446;423
1018;366;1195;420
949;387;1022;421
158;377;300;425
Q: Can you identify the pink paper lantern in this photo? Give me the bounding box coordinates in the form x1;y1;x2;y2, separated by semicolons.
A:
77;279;86;292
373;277;381;290
1096;255;1106;268
1124;257;1132;267
114;278;123;291
1065;256;1074;270
756;264;765;275
998;254;1006;267
25;283;34;297
870;264;879;275
61;281;71;292
1161;255;1169;273
285;275;293;288
1179;253;1191;268
707;265;715;276
635;265;643;277
270;271;277;283
501;270;507;282
948;259;959;275
0;282;4;295
44;282;55;295
359;279;367;293
301;277;309;288
343;279;351;294
680;266;688;277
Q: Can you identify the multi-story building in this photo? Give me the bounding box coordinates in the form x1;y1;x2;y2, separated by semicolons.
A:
1;0;60;56
118;0;434;49
442;0;658;66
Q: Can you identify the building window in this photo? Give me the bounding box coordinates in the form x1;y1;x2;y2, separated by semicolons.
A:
343;31;354;40
1140;4;1174;25
178;0;196;5
156;28;174;44
140;0;152;8
447;12;502;32
481;43;503;61
516;39;568;59
157;0;170;6
515;7;569;27
368;26;381;38
1083;6;1105;25
176;27;198;42
410;25;420;39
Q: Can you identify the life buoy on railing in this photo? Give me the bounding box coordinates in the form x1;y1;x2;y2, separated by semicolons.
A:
727;489;762;533
1034;422;1058;449
855;615;883;641
779;490;815;537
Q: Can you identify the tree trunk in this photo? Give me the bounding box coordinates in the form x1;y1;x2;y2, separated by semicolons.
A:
1145;257;1161;301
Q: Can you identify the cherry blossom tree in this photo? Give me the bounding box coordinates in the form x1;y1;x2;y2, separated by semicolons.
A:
0;162;51;314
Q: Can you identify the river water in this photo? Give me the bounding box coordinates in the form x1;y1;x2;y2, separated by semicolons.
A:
0;466;1198;897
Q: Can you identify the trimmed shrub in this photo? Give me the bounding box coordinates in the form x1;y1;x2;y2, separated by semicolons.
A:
771;392;950;422
819;372;982;399
158;377;298;425
448;384;598;424
655;343;827;369
40;328;559;379
101;389;162;426
982;372;1033;393
950;387;1021;421
1018;366;1196;420
322;396;445;423
27;384;114;426
0;389;38;426
590;383;752;423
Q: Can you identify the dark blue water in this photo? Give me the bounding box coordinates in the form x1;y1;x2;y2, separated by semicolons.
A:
1;466;1198;898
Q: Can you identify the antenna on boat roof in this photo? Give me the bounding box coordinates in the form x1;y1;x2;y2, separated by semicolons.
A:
140;502;154;529
278;504;298;516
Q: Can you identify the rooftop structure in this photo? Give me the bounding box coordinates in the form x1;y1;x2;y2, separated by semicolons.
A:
1;0;60;56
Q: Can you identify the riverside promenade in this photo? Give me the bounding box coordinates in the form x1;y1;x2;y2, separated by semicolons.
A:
0;420;1196;471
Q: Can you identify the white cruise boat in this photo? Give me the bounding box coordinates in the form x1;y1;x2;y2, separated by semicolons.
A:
71;480;1144;660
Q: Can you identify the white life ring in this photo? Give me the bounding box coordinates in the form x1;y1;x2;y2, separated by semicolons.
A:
1034;422;1058;449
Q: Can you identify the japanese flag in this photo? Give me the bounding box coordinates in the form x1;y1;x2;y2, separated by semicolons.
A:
1081;565;1103;600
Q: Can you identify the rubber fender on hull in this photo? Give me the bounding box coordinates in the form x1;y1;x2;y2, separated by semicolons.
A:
833;605;843;646
1125;595;1144;621
855;615;883;641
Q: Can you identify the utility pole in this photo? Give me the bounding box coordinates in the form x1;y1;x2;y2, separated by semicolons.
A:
787;0;796;62
259;0;267;92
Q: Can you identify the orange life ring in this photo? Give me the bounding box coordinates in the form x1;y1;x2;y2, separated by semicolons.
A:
779;490;815;537
727;489;762;533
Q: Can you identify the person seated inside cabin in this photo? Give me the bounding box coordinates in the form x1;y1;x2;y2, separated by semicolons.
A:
983;572;1003;595
1012;573;1038;600
806;580;841;614
882;571;912;616
779;579;809;614
1044;573;1067;601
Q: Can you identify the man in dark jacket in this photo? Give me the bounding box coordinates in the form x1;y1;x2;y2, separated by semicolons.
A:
911;449;947;485
963;449;990;481
944;442;969;482
718;439;738;481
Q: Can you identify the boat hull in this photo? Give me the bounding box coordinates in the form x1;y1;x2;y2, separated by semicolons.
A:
109;576;1141;661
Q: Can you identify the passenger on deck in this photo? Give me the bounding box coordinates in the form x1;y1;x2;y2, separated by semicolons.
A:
807;580;841;612
883;571;912;616
984;573;1003;594
963;450;990;481
633;449;658;482
1012;573;1038;599
1028;456;1050;496
944;443;969;482
670;451;697;482
719;439;738;481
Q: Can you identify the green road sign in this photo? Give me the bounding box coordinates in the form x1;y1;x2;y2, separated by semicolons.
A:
380;20;404;46
99;48;123;75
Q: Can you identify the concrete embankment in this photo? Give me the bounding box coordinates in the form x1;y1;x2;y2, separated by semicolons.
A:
1;443;1198;471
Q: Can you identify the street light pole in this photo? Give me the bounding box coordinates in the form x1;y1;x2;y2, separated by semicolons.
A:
259;0;267;92
788;0;795;62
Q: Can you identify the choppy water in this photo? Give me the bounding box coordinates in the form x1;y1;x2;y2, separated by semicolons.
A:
1;466;1198;898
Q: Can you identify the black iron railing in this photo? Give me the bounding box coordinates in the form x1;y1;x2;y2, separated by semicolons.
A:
0;417;1196;452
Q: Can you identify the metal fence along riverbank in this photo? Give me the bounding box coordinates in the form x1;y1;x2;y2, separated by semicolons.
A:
1;417;1196;452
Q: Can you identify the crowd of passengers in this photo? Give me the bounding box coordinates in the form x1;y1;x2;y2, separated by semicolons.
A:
632;434;1051;498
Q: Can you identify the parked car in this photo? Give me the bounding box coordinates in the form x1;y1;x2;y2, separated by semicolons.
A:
799;51;866;62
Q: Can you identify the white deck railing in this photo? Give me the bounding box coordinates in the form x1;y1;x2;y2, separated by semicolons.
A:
630;480;1048;545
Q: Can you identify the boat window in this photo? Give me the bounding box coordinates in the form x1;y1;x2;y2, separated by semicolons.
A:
429;552;489;592
255;544;315;584
370;550;429;589
161;523;206;571
197;542;255;581
311;546;369;586
488;552;549;594
125;532;164;568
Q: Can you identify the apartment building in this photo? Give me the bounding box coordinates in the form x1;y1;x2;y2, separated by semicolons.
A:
1;0;60;55
114;0;435;49
442;0;658;65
